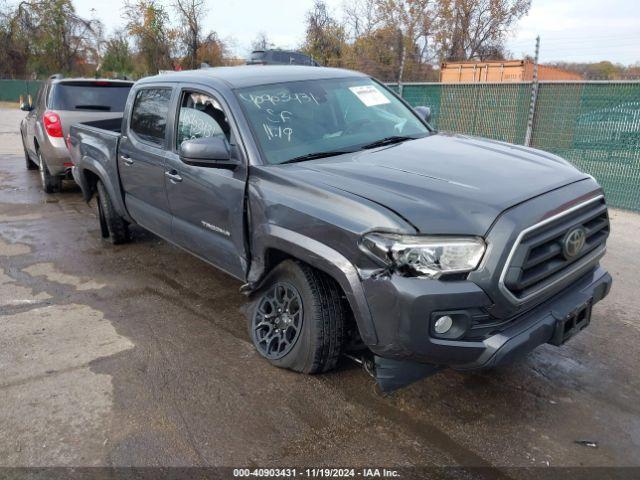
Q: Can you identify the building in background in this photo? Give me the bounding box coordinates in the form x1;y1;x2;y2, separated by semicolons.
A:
440;60;583;83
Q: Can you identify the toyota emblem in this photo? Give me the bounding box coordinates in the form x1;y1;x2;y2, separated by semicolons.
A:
563;227;586;259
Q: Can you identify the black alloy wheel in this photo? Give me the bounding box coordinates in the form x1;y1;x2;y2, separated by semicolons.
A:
252;282;303;359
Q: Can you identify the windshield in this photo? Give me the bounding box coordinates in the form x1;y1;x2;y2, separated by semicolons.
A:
49;82;133;112
236;77;430;165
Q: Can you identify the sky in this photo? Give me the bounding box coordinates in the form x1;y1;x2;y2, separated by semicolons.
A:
73;0;640;65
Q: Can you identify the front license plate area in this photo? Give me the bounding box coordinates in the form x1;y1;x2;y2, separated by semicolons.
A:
549;301;592;346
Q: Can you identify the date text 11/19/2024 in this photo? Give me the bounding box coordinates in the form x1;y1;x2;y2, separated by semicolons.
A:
233;468;400;478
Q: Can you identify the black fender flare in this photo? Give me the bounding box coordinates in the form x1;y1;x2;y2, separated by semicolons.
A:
78;159;134;224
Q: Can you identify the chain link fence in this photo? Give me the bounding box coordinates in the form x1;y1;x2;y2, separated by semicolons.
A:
391;81;640;211
2;78;639;210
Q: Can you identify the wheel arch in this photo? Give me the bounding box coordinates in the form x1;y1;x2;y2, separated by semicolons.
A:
247;225;378;346
78;161;133;224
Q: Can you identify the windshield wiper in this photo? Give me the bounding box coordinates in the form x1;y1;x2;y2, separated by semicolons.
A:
359;135;417;150
280;149;355;165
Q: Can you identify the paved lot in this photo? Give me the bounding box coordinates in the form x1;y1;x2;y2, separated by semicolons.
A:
1;107;639;471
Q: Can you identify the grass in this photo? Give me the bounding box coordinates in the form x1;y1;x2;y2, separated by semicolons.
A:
0;101;19;109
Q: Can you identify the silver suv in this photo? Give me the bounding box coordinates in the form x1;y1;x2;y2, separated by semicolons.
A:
20;74;133;193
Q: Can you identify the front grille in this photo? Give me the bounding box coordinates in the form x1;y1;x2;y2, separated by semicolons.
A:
502;196;609;301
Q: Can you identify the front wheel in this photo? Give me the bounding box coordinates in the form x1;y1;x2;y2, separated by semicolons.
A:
248;260;346;374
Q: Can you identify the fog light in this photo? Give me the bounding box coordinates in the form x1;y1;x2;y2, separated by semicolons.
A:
434;315;453;334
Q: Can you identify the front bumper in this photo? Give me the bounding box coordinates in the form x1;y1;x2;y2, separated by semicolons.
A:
363;265;612;369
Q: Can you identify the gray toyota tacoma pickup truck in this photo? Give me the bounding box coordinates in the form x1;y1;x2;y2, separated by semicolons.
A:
69;66;612;390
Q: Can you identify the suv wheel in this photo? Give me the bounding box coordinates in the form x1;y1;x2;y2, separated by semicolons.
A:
96;180;130;244
38;151;61;193
248;260;346;374
23;138;37;170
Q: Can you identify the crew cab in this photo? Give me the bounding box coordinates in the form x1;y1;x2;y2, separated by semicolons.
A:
69;66;612;391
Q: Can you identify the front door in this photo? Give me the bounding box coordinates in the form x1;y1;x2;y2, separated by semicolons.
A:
119;87;174;239
25;84;46;156
165;88;248;279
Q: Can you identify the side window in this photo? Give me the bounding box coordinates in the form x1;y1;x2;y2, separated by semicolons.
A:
130;88;172;146
176;91;231;148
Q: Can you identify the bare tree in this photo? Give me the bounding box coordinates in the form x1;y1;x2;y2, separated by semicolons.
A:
343;0;380;39
173;0;206;69
251;31;272;51
195;31;231;66
302;0;347;66
123;0;175;74
436;0;530;61
375;0;435;84
5;0;103;76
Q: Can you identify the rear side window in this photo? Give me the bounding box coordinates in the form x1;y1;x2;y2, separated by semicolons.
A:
130;88;172;146
49;82;133;111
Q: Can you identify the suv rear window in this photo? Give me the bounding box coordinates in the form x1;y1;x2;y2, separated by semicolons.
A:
49;82;133;112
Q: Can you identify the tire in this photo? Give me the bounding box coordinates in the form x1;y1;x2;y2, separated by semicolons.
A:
23;136;37;170
38;151;61;193
96;180;130;244
248;260;346;374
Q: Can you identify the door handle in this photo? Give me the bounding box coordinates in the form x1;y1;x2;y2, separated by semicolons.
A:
165;171;183;183
121;155;134;166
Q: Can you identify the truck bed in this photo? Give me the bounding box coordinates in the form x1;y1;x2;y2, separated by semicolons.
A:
69;117;130;221
77;116;124;133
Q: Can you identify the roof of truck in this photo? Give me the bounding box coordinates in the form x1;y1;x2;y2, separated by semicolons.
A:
138;65;366;89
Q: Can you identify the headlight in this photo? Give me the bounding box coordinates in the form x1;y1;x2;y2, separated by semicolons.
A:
360;233;486;279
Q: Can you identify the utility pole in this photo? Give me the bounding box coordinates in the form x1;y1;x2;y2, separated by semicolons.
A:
524;35;540;147
397;39;406;98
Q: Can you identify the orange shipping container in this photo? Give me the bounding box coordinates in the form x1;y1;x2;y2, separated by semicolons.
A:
440;60;583;83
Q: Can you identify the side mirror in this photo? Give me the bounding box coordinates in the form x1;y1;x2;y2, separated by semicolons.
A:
20;102;33;112
179;136;239;169
414;106;431;123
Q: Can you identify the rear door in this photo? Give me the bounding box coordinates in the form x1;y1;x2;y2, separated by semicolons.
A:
164;85;248;279
118;86;175;239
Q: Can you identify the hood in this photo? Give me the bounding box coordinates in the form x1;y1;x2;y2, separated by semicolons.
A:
281;133;589;236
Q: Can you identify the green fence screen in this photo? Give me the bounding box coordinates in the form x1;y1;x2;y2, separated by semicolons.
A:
2;79;639;210
0;79;43;103
392;81;640;211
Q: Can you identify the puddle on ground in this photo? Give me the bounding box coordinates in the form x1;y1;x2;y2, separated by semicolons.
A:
0;236;30;256
0;269;50;307
22;262;106;291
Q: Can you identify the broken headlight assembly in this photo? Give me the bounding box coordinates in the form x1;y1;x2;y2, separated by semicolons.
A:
360;233;486;279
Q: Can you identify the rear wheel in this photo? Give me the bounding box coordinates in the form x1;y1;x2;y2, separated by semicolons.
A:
38;151;61;193
96;180;130;244
23;137;37;170
248;260;346;374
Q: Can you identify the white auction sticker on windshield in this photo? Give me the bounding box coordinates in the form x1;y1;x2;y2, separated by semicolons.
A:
349;85;391;107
